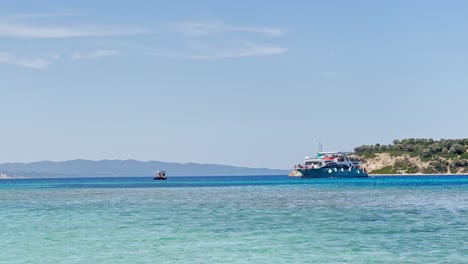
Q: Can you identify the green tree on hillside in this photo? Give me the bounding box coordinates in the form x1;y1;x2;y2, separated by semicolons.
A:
449;144;464;155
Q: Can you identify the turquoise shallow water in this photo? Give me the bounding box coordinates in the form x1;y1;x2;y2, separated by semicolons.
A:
1;176;467;263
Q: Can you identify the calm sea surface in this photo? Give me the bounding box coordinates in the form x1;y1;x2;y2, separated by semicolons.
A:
1;175;467;263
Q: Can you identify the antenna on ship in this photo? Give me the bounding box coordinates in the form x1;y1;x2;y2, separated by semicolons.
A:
316;142;323;159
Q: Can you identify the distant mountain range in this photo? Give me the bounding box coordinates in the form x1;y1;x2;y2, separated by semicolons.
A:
0;159;288;178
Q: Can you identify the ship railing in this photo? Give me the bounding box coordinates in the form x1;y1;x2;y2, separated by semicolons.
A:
295;164;317;169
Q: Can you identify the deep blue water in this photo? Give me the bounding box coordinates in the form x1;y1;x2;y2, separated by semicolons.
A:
2;175;468;189
1;175;467;263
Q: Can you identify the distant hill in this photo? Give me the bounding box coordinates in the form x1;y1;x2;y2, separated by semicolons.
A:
353;138;468;174
0;159;288;178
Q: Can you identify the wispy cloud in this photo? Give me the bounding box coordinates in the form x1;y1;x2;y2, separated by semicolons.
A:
157;42;287;59
0;14;286;69
159;21;287;59
168;22;284;37
0;22;146;38
0;13;140;69
0;52;59;69
192;42;287;59
71;50;119;61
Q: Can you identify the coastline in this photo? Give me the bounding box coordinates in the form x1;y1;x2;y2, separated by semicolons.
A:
2;173;468;180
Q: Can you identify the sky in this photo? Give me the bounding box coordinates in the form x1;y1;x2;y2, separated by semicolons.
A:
1;0;468;169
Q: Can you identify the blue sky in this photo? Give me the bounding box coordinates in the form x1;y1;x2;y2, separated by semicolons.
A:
1;1;467;169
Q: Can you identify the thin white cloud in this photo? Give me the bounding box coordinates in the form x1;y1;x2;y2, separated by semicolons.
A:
0;22;146;38
168;22;284;37
157;42;287;59
71;50;119;61
0;52;58;69
0;14;136;68
0;15;286;67
195;43;286;59
161;22;287;59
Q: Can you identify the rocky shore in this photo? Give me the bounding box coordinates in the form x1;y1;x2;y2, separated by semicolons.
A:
354;153;468;175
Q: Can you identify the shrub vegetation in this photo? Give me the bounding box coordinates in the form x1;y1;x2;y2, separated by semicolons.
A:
354;138;468;174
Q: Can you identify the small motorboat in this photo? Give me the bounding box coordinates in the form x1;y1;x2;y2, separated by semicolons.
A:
154;170;167;180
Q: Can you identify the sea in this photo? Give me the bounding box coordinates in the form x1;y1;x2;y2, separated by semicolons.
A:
1;175;467;264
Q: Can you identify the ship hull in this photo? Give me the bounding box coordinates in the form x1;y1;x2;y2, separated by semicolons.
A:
297;168;367;178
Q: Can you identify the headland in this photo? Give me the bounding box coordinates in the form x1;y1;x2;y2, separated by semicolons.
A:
352;138;468;175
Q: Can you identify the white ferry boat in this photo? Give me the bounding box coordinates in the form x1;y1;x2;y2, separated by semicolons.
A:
289;150;367;178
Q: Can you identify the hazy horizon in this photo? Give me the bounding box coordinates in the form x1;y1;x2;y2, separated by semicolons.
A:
0;158;289;170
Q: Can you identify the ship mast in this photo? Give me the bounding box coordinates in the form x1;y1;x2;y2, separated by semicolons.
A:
316;142;323;159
